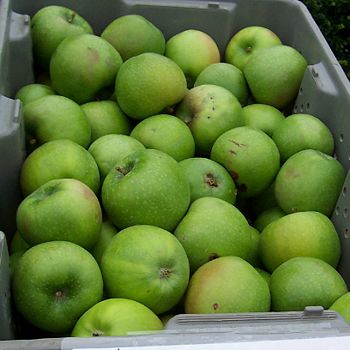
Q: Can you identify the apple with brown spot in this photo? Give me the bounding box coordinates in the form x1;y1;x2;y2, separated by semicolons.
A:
175;84;243;155
211;126;280;197
179;157;237;204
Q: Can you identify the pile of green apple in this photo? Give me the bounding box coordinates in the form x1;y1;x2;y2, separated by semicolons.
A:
9;4;350;338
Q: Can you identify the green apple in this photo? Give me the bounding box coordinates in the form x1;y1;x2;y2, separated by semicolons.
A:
175;84;243;155
260;211;341;272
185;256;270;313
244;45;307;109
115;53;187;120
179;157;237;204
15;83;55;105
225;26;282;71
174;197;254;272
9;252;25;277
101;14;165;61
165;29;220;87
242;104;285;137
130;114;195;161
102;149;190;231
272;113;334;162
270;257;348;311
23;95;91;149
247;226;261;268
101;225;190;314
31;5;93;70
329;292;350;324
12;241;103;333
254;206;285;232
50;34;123;104
16;178;102;250
10;231;30;254
72;298;163;337
9;232;31;277
91;222;118;266
20;139;100;196
81;100;131;143
274;149;346;216
255;268;271;286
88;134;145;180
194;63;249;105
211;126;280;198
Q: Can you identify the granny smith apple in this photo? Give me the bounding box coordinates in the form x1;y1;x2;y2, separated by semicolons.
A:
274;149;346;216
9;252;25;277
88;134;145;180
91;222;118;266
329;292;350;324
23;95;91;149
16;83;55;105
10;231;30;254
9;232;30;276
165;29;220;87
50;34;123;104
31;5;93;70
260;211;341;272
81;100;131;143
185;256;270;313
194;63;249;106
272;113;334;161
12;241;103;333
255;268;271;286
101;14;165;61
244;45;307;109
174;197;254;272
130;114;195;161
242;104;285;137
270;257;348;311
225;26;282;71
20;139;100;196
175;84;243;155
102;149;190;231
211;126;280;197
254;206;285;232
179;157;237;204
16;178;102;250
72;298;163;337
101;225;190;314
247;226;261;268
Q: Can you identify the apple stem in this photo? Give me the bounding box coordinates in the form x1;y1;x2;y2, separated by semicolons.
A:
159;267;171;279
55;290;64;298
115;166;129;176
212;303;220;310
205;174;218;187
92;330;104;336
68;12;76;23
245;46;252;53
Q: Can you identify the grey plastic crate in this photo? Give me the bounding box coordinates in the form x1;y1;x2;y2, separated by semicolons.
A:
0;0;350;348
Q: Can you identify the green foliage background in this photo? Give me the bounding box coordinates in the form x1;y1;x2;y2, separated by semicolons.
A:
301;0;349;79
